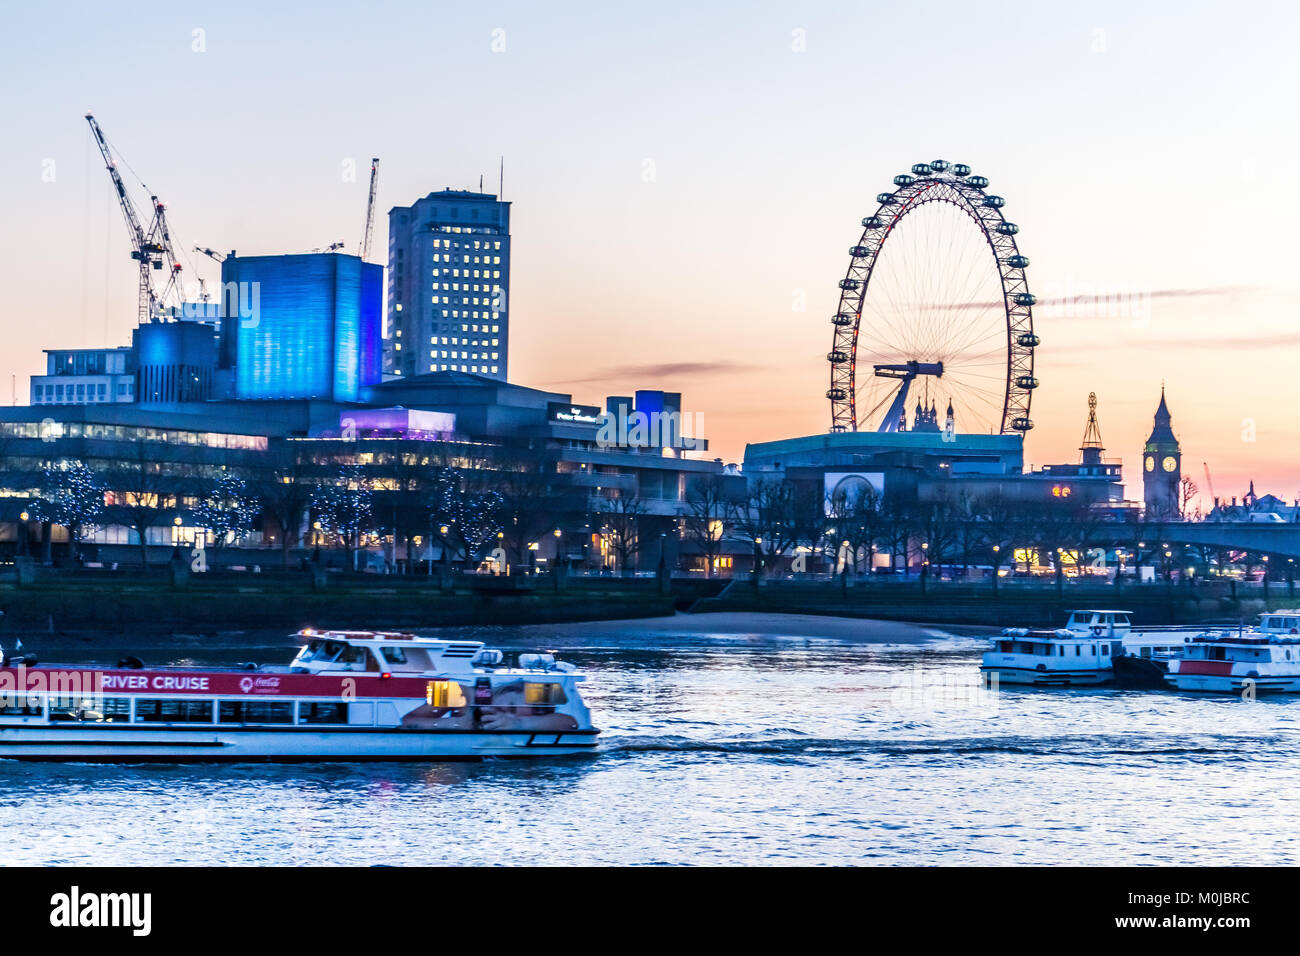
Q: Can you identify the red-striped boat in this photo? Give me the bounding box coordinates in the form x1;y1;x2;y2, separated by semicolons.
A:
0;629;599;761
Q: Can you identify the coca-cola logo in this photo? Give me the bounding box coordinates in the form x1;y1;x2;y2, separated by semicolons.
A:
238;676;283;694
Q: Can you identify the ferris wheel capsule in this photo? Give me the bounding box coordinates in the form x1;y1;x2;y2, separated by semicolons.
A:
832;313;854;326
861;215;884;228
893;174;915;187
968;175;989;188
911;163;933;176
930;159;951;172
827;351;849;364
877;193;898;205
1011;417;1034;432
1017;332;1040;347
826;388;848;401
849;245;872;257
1013;293;1036;306
1016;375;1039;390
1006;255;1030;268
982;195;1005;208
996;222;1019;235
839;278;860;290
952;164;971;176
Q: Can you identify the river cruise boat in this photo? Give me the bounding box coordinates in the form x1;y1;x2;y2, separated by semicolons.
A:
0;630;599;761
1166;611;1300;694
980;610;1212;687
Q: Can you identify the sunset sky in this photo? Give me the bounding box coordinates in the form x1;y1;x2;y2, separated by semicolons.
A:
2;0;1298;509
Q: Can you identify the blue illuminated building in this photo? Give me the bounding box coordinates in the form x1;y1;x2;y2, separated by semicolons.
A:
134;319;220;404
220;253;383;401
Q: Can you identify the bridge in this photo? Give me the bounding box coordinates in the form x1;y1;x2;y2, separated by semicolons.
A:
1097;521;1300;560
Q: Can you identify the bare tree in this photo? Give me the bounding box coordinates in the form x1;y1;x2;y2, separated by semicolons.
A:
593;494;648;576
1179;475;1199;519
103;438;180;569
683;473;731;578
969;492;1022;594
729;477;800;576
254;440;314;568
827;481;883;576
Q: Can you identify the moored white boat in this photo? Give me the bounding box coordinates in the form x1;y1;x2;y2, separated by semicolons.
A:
980;609;1215;687
1166;611;1300;694
0;630;599;761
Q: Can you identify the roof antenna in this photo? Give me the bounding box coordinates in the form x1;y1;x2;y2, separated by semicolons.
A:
479;174;483;192
499;156;504;199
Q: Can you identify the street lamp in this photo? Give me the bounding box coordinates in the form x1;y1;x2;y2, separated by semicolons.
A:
17;511;28;557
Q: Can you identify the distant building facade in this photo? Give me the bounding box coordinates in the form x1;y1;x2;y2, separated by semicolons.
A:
30;347;136;406
384;190;511;381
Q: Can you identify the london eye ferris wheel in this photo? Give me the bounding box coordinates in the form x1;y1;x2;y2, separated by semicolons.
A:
827;160;1038;436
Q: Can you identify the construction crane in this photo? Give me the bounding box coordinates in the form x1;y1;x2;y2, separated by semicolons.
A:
308;241;345;254
360;158;380;261
194;245;229;263
1203;462;1218;507
85;113;184;323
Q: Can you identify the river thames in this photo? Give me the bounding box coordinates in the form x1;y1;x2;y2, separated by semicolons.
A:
2;612;1297;866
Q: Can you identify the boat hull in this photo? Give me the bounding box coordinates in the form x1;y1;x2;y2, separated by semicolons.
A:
1111;655;1171;690
1165;674;1300;695
979;665;1111;687
0;726;600;762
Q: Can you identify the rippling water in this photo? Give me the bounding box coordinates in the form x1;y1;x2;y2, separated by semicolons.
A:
3;613;1298;865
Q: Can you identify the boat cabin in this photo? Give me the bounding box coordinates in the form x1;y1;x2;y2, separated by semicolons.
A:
992;633;1123;661
1183;634;1300;664
289;630;515;676
1064;610;1131;636
1259;612;1300;637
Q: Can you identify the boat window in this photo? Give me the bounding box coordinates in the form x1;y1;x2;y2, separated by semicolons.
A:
135;699;214;723
1058;646;1065;657
1075;645;1082;656
426;680;467;708
381;647;408;664
48;696;132;722
0;693;44;717
299;702;349;724
1209;647;1226;661
524;682;567;706
1101;644;1110;656
220;700;294;723
1140;647;1152;658
1116;616;1130;627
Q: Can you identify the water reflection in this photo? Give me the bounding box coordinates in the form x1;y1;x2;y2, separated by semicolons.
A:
3;613;1299;864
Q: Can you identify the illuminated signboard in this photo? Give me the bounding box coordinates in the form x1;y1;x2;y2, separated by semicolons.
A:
548;402;601;425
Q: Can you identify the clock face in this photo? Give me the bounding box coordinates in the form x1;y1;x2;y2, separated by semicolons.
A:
1162;456;1177;473
1144;456;1155;472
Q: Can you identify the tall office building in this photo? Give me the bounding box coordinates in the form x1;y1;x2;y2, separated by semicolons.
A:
384;189;511;380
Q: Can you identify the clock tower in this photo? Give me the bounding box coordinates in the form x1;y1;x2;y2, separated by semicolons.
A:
1143;388;1181;517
